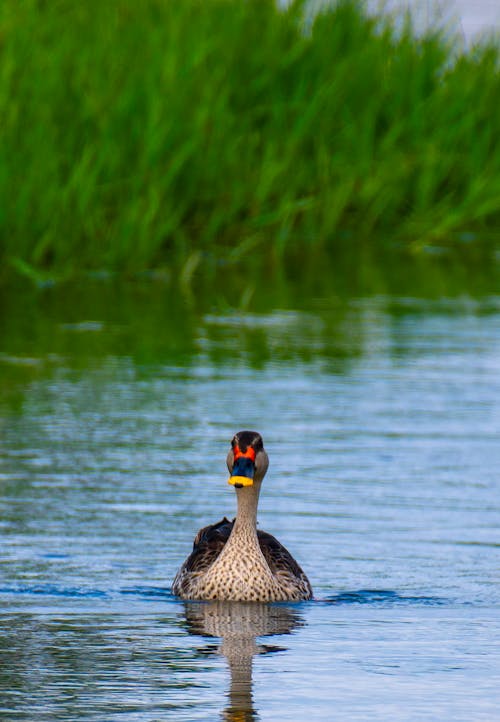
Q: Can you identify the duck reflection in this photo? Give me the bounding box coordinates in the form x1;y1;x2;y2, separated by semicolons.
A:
183;601;304;721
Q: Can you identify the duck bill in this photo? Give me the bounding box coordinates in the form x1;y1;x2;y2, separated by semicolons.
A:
228;456;255;487
228;475;254;487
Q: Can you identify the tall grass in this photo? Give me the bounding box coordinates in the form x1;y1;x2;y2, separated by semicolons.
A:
0;0;499;283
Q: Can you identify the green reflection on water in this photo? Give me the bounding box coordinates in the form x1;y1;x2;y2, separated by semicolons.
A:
0;259;498;414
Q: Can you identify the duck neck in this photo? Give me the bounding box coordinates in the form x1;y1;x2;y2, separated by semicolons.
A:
233;483;261;536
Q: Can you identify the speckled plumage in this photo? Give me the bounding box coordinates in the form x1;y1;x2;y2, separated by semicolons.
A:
172;432;313;602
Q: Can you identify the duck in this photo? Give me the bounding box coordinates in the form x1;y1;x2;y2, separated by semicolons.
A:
172;430;313;602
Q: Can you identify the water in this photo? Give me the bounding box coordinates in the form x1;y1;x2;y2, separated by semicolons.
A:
1;287;499;721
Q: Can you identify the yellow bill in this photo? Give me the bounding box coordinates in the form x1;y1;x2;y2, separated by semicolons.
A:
228;475;254;487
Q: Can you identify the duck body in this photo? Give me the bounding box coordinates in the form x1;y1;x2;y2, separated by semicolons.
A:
172;516;312;601
172;431;313;602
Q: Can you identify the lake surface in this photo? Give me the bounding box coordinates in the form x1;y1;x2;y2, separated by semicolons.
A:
1;285;499;721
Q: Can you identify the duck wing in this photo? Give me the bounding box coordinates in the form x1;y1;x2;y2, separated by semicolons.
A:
181;516;234;574
172;516;234;597
257;529;313;598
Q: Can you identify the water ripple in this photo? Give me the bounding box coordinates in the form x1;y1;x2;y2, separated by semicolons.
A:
321;589;448;606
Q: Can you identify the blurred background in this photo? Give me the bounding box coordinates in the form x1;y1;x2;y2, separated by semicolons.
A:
1;2;499;721
376;0;500;40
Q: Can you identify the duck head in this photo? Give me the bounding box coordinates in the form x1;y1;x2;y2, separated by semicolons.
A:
227;430;269;488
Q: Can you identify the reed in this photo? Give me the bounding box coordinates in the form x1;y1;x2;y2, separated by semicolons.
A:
1;0;499;285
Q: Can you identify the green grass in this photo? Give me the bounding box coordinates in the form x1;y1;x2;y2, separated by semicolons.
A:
1;0;499;285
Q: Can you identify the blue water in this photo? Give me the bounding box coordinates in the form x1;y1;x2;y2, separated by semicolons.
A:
1;294;499;720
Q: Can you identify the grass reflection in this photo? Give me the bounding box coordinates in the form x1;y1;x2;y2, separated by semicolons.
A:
1;264;499;414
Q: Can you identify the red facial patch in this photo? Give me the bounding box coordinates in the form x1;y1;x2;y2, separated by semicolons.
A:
233;445;256;462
